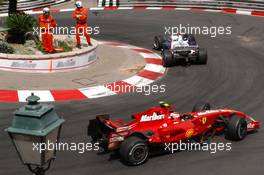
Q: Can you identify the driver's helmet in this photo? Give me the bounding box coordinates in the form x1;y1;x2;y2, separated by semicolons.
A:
159;101;170;108
183;35;188;41
178;35;183;42
171;34;179;41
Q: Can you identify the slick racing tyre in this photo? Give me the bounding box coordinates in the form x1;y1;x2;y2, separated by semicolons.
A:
192;102;211;112
197;48;208;64
162;50;174;67
225;115;247;141
119;136;149;166
153;35;164;50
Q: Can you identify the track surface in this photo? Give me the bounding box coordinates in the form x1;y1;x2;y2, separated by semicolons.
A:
1;10;264;175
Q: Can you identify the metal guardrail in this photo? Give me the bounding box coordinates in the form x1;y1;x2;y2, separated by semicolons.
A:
98;0;264;10
0;0;69;14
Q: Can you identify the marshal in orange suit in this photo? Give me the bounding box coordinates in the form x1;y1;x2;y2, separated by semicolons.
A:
39;7;57;53
72;1;92;48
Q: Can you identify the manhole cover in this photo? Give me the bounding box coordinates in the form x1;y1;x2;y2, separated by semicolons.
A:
72;78;98;86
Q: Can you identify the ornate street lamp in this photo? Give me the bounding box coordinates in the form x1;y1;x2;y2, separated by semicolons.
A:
5;93;65;175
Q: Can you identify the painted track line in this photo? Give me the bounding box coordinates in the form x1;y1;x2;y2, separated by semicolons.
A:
0;42;165;102
0;6;263;17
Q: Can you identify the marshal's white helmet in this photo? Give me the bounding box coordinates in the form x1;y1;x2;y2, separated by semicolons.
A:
43;7;50;14
75;1;82;8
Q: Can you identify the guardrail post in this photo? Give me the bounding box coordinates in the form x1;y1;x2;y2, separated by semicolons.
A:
105;0;110;7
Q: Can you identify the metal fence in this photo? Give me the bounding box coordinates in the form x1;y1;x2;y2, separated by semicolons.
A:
98;0;264;10
0;0;70;14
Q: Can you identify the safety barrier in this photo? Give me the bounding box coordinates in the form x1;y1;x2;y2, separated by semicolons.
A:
98;0;119;7
0;0;70;14
98;0;264;10
0;36;98;73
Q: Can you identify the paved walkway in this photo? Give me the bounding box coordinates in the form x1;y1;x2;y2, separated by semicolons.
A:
0;44;145;90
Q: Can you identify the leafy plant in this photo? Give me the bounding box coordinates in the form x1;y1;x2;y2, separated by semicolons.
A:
0;41;15;54
5;12;37;44
36;40;43;52
58;40;73;52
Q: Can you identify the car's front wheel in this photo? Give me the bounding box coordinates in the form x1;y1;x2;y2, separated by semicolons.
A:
225;115;247;141
119;136;149;166
153;35;164;50
192;102;211;112
162;50;174;67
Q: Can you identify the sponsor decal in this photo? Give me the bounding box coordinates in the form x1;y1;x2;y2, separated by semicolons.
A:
11;61;37;68
247;123;254;129
140;112;165;122
88;52;97;62
201;117;207;124
56;59;76;68
197;109;235;116
185;129;194;138
170;113;180;119
197;110;219;116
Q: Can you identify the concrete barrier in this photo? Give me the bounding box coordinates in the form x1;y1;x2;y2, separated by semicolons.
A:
0;36;98;73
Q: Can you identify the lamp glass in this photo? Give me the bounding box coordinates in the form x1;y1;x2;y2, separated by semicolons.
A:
44;127;60;162
11;133;42;165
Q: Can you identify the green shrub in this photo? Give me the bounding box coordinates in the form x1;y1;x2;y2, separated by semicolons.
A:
5;12;37;44
36;40;43;52
58;41;73;52
0;41;15;54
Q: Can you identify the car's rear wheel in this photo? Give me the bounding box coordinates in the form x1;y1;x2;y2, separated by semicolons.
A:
153;36;164;50
119;136;149;166
197;48;207;64
225;115;247;141
192;102;211;112
162;50;174;67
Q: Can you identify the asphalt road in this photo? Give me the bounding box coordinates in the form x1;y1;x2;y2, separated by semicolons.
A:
0;10;264;175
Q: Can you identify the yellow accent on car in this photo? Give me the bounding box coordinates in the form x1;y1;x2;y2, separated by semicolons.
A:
202;117;207;124
159;101;170;108
185;129;194;138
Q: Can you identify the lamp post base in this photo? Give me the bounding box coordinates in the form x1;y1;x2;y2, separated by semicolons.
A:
34;167;45;175
27;160;52;175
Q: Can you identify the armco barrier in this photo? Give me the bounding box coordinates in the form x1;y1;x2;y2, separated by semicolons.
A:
0;0;69;14
98;0;119;7
98;0;264;11
0;37;98;73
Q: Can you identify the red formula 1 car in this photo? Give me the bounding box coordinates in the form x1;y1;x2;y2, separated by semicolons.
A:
88;102;260;166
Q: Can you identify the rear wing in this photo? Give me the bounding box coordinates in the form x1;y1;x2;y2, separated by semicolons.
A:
87;114;128;141
173;45;199;51
87;114;116;140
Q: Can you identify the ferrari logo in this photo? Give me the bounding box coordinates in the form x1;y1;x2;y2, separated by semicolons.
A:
185;129;194;138
201;117;207;124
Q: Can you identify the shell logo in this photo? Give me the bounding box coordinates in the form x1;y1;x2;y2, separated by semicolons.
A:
185;129;194;138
